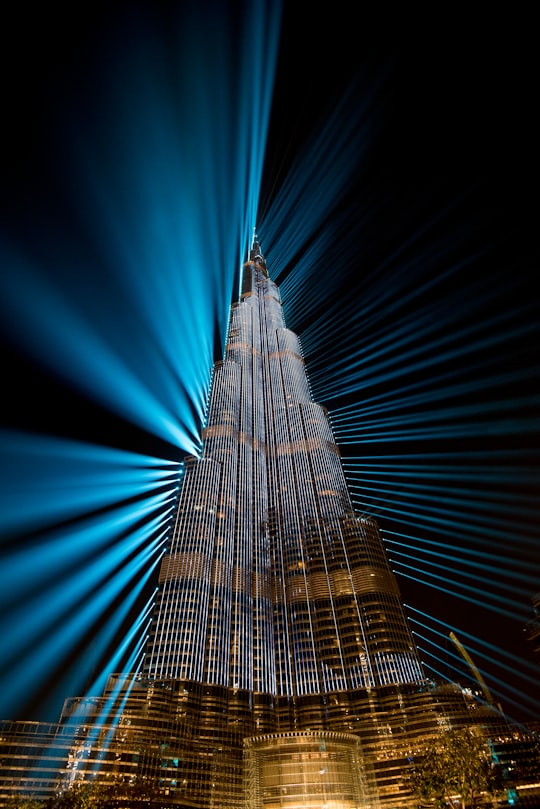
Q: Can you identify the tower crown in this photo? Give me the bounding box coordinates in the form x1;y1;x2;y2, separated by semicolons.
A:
249;228;265;266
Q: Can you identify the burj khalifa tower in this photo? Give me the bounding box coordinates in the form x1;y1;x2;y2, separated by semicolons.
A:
145;234;423;696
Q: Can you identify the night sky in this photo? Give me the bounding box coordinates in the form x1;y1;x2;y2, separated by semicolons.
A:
1;4;539;724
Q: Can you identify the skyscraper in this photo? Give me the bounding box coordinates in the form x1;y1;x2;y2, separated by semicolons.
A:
145;234;424;695
0;236;529;808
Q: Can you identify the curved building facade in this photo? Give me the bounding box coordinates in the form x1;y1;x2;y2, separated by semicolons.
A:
144;239;423;698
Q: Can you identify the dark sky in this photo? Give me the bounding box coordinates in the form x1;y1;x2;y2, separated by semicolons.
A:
1;5;539;722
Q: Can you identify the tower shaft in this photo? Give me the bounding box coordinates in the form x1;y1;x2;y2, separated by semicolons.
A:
144;239;423;696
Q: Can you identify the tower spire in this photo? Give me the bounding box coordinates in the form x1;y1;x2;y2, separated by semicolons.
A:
248;228;266;273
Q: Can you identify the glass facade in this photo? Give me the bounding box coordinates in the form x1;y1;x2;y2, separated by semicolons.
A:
243;731;375;809
144;240;423;696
